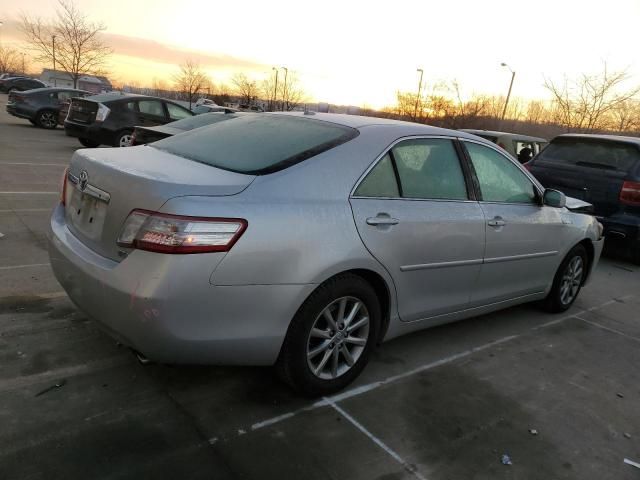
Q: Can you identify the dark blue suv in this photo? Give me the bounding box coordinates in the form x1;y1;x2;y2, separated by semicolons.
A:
527;134;640;262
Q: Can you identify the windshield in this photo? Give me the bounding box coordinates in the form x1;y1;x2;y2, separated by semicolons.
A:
539;138;640;172
152;114;359;175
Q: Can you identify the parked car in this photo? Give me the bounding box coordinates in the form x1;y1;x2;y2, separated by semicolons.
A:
0;72;23;81
527;134;640;262
192;104;239;114
131;111;247;145
49;113;603;396
6;87;91;129
461;129;547;163
64;93;194;147
0;76;47;93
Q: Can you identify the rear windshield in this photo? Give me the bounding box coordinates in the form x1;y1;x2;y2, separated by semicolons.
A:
539;138;640;172
151;114;359;174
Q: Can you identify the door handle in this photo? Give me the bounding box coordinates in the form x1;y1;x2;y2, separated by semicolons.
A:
366;216;399;226
487;218;506;227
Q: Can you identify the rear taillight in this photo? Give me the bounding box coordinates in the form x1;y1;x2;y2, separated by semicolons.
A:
96;103;110;122
60;167;69;206
619;181;640;206
130;131;137;146
523;161;532;171
117;210;247;254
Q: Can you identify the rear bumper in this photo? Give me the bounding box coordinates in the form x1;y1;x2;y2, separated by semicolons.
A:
48;204;314;365
599;213;640;242
6;104;34;119
584;237;605;286
64;120;110;144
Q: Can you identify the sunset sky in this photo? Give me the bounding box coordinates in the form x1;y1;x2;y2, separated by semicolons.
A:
1;0;639;108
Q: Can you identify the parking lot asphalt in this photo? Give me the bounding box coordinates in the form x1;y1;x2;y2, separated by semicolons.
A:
0;93;639;480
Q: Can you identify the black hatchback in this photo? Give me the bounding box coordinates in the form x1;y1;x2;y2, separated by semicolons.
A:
527;134;640;261
64;93;194;147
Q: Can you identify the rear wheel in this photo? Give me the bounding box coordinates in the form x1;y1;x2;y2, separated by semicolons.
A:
115;130;133;147
36;110;58;129
78;138;100;148
542;244;588;313
277;274;381;397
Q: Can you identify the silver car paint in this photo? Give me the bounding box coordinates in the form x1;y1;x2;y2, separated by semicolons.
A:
49;113;604;366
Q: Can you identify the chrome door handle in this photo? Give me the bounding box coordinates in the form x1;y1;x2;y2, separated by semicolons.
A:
488;218;506;227
366;217;399;226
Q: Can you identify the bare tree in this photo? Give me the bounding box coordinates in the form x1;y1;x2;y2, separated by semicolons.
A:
544;64;640;131
20;0;112;88
610;99;640;132
0;45;21;73
261;71;307;111
173;60;209;109
232;73;259;105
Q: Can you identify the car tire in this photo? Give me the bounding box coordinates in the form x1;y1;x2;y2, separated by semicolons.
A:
542;244;588;313
78;138;100;148
276;273;381;397
36;110;58;129
114;130;133;147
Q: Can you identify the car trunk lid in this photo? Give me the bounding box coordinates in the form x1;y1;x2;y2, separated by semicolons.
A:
64;146;255;261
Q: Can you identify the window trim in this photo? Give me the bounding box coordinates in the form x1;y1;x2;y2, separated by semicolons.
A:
350;135;477;203
459;138;544;206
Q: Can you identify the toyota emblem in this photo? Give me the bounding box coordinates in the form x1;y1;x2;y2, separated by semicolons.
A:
79;170;89;191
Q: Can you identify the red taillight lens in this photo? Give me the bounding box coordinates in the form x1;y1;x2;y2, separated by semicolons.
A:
117;209;247;254
523;161;532;171
60;167;69;206
130;131;137;146
620;181;640;206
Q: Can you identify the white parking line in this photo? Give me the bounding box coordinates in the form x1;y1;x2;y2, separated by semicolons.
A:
574;315;640;343
0;191;58;195
237;295;634;438
0;263;50;271
0;208;52;213
326;398;429;480
0;162;66;167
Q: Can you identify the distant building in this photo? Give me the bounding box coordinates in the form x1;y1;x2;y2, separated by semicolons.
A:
39;69;113;93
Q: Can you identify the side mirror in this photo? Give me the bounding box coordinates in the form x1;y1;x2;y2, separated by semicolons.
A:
543;189;566;208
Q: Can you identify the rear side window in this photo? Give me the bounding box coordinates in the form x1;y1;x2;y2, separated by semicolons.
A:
152;115;358;175
539;139;640;172
138;100;165;118
354;154;399;197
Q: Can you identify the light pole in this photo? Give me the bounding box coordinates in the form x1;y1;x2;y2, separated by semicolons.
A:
281;66;288;111
414;68;424;121
52;35;57;86
272;67;279;112
500;62;516;121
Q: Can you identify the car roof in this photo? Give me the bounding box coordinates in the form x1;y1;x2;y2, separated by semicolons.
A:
553;133;640;146
272;112;488;139
82;92;190;106
24;87;89;94
460;129;547;142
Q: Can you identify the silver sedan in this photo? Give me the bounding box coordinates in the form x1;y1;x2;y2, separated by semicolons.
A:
49;113;604;396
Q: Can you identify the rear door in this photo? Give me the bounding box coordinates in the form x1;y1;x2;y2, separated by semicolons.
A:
462;140;567;305
530;137;640;217
350;137;486;322
137;99;168;126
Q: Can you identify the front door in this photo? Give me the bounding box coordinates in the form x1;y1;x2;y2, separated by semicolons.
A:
350;137;486;322
462;140;567;306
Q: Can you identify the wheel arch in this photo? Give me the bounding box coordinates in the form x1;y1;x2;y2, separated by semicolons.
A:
577;238;595;285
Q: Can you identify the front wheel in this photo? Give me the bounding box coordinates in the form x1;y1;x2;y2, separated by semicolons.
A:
542;244;588;313
277;274;381;397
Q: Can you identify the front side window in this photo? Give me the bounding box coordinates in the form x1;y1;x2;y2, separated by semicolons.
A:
392;139;468;200
465;142;537;204
354;154;399;197
167;103;192;121
138;100;165;118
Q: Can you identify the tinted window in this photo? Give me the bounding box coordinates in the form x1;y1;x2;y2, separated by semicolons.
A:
538;138;640;172
152;115;358;175
393;139;468;200
138;100;165;117
167;102;192;121
57;91;74;102
354;154;399;197
124;101;137;112
465;142;537;203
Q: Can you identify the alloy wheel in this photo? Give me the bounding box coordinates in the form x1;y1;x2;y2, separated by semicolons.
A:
39;111;57;128
306;296;370;380
118;134;133;147
559;255;583;305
